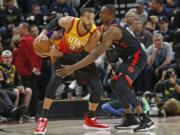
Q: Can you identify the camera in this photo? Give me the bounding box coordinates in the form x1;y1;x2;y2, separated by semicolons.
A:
163;68;176;80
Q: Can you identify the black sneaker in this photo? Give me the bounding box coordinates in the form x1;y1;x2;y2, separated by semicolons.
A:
18;115;35;123
114;113;139;129
134;115;155;132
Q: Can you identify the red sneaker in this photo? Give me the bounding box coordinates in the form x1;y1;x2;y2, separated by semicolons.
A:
34;117;48;135
83;114;110;130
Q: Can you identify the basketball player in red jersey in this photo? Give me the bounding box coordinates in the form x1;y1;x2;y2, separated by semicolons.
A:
34;8;110;135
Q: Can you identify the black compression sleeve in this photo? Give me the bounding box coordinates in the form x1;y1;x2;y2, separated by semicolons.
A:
44;16;62;31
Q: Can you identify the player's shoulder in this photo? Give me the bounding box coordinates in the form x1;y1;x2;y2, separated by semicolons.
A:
60;16;75;23
59;16;76;30
107;25;121;35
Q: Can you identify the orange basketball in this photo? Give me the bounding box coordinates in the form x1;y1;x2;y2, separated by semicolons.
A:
33;39;51;57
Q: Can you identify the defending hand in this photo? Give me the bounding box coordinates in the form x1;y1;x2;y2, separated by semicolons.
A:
56;65;75;78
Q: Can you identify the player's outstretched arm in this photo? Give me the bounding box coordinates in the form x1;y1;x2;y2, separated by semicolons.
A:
56;26;122;78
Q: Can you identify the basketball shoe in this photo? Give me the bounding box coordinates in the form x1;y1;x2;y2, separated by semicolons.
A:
34;117;48;134
114;113;139;129
83;114;110;130
134;114;155;132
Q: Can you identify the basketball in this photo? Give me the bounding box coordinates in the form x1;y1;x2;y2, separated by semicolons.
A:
33;38;51;57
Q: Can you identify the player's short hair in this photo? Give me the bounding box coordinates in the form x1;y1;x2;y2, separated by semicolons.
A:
104;4;116;17
80;8;95;16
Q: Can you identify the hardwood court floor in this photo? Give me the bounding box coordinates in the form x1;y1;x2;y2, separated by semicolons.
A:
0;116;180;135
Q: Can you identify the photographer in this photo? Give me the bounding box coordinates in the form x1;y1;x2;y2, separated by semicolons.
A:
154;68;180;101
154;68;180;115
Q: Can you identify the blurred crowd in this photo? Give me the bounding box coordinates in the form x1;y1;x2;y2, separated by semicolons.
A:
0;0;180;122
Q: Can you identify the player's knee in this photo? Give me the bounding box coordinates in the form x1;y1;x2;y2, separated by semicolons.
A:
89;93;101;103
111;78;128;92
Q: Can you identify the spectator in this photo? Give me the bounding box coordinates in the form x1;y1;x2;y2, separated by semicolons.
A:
154;68;180;115
124;11;137;29
132;17;153;48
145;33;173;91
0;50;32;107
13;22;42;116
0;50;33;122
30;25;39;38
148;0;173;25
154;16;174;44
49;0;76;17
164;0;177;13
3;0;24;33
26;3;44;26
127;0;148;25
154;68;180;101
11;33;21;51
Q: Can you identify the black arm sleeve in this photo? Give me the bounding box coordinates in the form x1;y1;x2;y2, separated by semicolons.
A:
44;16;62;31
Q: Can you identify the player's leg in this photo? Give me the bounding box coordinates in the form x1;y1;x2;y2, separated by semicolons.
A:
83;70;110;130
111;79;139;129
111;64;155;132
34;58;63;135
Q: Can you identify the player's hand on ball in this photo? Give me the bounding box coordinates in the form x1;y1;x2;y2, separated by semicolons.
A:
36;33;49;42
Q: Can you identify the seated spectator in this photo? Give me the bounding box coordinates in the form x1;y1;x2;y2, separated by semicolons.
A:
127;0;148;25
123;11;137;29
140;33;173;91
0;88;26;121
3;0;24;36
164;0;177;13
0;50;32;120
26;3;44;26
148;0;173;24
30;25;39;38
49;0;76;17
132;17;153;48
154;16;174;45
